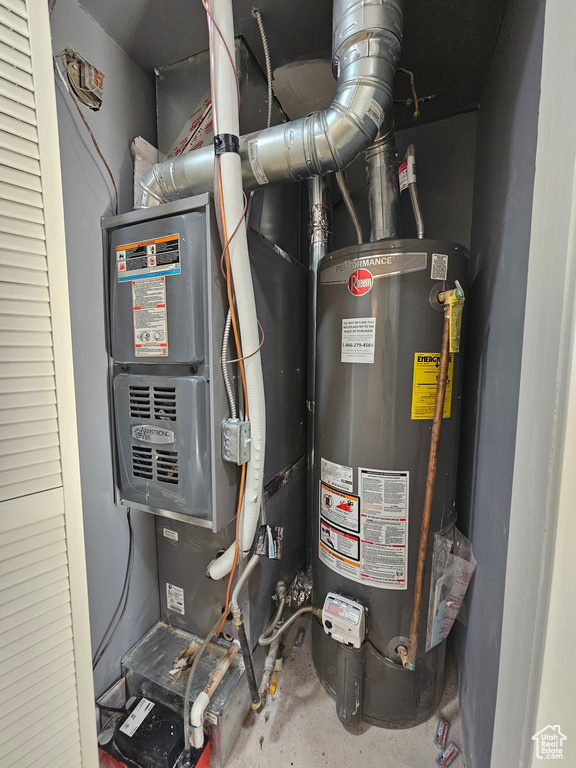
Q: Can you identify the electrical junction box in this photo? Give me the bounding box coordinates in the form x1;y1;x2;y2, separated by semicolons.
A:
322;592;366;649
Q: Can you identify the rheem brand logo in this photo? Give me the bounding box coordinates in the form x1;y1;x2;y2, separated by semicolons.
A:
348;268;373;296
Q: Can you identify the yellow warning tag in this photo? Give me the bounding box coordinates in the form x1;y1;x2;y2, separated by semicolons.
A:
448;293;465;353
411;353;454;420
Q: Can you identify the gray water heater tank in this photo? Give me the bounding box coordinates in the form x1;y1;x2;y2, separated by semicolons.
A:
311;238;468;728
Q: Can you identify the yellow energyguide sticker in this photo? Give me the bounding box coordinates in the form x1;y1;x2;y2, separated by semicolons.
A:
411;353;454;419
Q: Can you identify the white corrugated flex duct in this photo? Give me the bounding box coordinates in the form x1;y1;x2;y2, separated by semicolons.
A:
205;0;266;580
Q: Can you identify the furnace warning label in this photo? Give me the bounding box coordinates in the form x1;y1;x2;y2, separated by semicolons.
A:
166;583;185;615
117;233;180;282
133;278;168;357
411;352;454;419
358;468;409;590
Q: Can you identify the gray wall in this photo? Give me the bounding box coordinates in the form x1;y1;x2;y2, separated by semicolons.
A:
454;1;546;766
51;0;160;695
330;111;477;251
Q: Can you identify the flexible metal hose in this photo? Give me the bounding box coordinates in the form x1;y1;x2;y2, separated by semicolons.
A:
335;170;363;245
251;9;273;130
221;309;237;419
259;606;320;646
406;144;425;238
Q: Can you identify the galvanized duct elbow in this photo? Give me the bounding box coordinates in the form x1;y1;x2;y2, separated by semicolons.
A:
144;0;403;203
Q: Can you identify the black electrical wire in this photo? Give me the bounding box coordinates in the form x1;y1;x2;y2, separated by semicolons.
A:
92;508;134;670
95;702;128;714
236;619;262;710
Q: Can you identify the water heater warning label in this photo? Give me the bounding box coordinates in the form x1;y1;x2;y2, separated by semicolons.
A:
319;471;409;590
411;353;454;419
320;483;359;532
319;483;361;581
117;233;180;282
341;317;376;364
132;278;168;357
358;468;409;590
321;457;353;493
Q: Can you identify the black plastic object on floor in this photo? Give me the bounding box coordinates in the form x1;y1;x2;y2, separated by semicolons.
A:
98;695;197;768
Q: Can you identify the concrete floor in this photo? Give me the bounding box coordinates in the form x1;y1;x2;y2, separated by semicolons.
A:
227;618;465;768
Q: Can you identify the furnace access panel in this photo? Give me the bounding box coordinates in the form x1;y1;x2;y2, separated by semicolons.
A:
104;193;307;532
105;195;237;530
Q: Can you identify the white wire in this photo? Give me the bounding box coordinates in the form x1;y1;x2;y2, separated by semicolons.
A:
53;56;70;93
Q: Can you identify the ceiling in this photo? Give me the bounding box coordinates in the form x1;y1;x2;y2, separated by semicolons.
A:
77;0;508;129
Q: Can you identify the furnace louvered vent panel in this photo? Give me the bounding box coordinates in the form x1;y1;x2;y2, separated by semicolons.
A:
114;373;209;520
132;445;153;479
156;449;179;484
129;385;151;419
153;387;177;421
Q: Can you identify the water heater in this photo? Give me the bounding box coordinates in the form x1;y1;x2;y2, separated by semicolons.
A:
311;238;468;728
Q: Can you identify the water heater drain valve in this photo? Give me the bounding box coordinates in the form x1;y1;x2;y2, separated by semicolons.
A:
322;592;366;649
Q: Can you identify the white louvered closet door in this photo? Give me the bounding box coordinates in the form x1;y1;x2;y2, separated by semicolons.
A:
0;2;97;767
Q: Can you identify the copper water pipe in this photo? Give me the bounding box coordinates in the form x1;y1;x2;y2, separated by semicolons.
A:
406;302;451;670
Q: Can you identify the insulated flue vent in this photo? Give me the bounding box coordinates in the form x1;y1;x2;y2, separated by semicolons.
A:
154;387;177;421
129;385;151;419
132;445;153;479
156;449;179;484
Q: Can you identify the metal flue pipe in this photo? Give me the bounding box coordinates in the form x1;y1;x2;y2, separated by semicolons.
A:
365;111;401;240
142;0;403;204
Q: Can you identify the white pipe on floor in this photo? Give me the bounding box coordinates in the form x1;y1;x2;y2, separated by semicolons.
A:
190;642;239;748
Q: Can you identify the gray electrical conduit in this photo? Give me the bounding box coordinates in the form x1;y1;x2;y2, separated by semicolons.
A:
141;0;403;204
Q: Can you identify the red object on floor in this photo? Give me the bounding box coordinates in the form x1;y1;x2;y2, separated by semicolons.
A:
98;742;210;768
98;747;128;768
196;741;210;768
